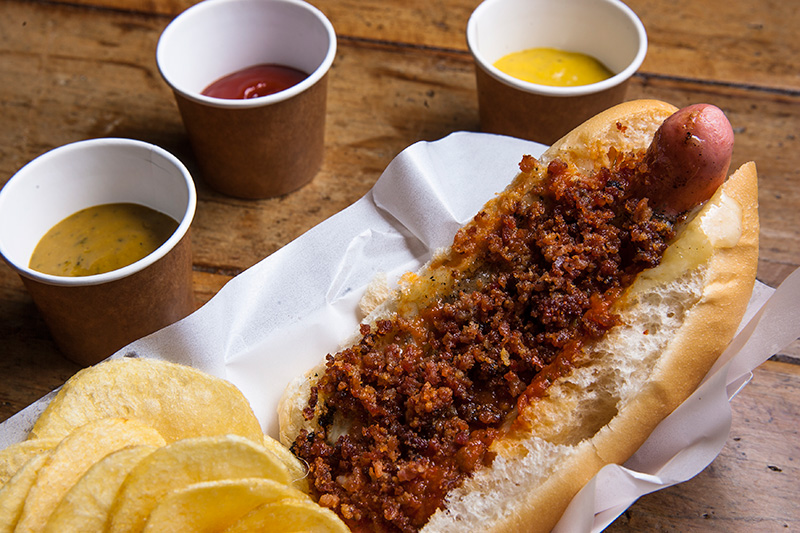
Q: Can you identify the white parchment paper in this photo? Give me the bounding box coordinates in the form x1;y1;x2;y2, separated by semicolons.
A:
2;131;798;531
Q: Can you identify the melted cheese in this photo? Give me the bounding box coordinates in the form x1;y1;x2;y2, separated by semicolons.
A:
632;189;742;293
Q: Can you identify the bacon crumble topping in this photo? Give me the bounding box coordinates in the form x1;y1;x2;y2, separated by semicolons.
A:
292;151;678;532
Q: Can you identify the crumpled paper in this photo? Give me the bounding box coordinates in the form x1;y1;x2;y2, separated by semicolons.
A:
2;131;798;531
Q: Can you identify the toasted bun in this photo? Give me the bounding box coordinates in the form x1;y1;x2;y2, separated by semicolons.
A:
279;99;759;532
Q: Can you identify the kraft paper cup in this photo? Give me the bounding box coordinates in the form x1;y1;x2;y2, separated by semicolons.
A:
467;0;647;144
156;0;337;199
0;138;197;366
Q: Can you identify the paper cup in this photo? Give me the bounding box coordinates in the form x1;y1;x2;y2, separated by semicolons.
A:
467;0;647;144
156;0;337;199
0;138;197;366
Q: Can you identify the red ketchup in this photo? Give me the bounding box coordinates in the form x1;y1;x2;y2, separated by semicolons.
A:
201;63;308;99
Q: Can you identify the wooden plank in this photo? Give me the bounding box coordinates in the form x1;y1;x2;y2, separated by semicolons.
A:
627;0;800;91
29;0;800;93
1;2;798;531
0;2;182;180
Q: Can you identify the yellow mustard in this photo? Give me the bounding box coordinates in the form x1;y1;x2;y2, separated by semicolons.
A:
29;203;179;277
493;47;614;87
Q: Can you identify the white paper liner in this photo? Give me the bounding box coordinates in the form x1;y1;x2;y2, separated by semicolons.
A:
2;131;798;531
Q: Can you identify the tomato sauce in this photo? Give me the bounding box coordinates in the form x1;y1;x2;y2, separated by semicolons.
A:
201;63;308;100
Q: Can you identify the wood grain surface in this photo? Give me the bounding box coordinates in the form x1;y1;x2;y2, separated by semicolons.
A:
1;0;798;530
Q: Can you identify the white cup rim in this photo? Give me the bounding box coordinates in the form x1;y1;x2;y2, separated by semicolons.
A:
156;0;337;109
0;138;197;287
466;0;648;97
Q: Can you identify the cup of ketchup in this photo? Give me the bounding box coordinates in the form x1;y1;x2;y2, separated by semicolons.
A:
467;0;647;145
157;0;337;199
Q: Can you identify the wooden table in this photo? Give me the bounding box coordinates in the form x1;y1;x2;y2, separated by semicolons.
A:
1;0;798;530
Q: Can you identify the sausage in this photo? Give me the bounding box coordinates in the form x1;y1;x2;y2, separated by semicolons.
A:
638;104;734;215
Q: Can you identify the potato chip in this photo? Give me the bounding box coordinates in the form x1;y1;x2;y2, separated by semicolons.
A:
42;445;157;533
142;477;309;532
14;417;165;533
107;434;294;533
262;434;309;492
0;452;50;533
222;499;350;533
0;438;61;487
29;357;263;444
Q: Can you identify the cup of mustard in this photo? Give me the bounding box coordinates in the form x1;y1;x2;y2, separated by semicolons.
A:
0;138;197;366
467;0;647;144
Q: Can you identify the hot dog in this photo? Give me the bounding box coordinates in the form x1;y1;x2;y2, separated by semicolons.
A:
278;99;758;533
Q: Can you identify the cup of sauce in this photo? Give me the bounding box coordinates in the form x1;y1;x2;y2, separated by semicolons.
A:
467;0;647;144
0;138;197;366
156;0;337;199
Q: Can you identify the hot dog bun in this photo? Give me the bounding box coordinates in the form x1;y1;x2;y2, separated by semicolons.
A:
279;99;759;532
